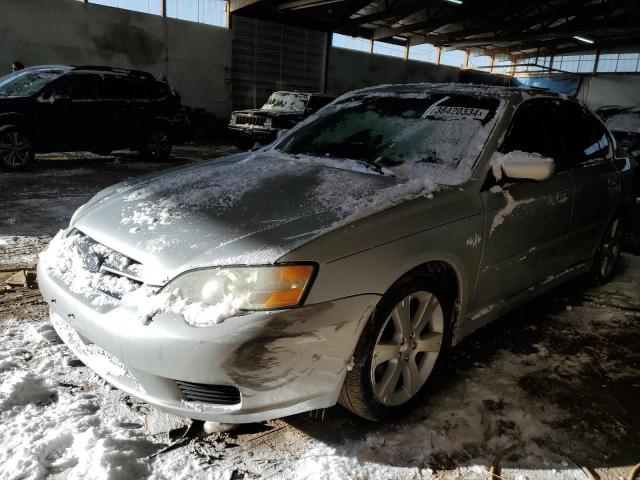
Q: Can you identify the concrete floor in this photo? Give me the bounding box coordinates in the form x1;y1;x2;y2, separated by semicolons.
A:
0;146;639;479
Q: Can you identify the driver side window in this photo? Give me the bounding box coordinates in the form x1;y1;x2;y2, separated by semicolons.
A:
501;99;563;162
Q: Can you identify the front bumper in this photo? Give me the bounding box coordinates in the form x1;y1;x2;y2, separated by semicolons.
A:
38;262;378;423
227;125;279;143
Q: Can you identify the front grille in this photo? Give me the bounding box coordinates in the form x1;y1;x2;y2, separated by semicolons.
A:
70;230;146;299
235;115;265;126
176;381;241;405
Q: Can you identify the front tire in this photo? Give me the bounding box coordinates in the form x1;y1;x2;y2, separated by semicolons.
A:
339;275;453;421
591;217;623;284
140;128;172;162
0;125;35;171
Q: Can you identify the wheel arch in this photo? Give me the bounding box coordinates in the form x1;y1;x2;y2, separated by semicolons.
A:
383;259;463;326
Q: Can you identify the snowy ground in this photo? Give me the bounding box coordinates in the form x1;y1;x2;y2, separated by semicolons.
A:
1;147;639;480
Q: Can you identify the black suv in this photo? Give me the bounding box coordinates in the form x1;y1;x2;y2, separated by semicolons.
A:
0;65;189;171
228;91;335;147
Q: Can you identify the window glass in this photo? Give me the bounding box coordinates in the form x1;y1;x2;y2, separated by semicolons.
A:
129;79;152;101
559;101;611;165
276;93;500;173
0;69;65;97
501;100;562;161
65;74;100;100
100;75;131;100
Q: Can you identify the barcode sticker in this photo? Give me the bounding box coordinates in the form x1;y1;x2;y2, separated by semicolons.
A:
429;106;490;119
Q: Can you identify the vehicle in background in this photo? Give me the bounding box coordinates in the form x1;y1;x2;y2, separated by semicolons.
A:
597;105;640;245
228;91;335;148
0;65;189;171
39;84;636;424
597;106;640;157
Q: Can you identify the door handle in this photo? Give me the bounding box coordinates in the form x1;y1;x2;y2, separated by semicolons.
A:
607;176;619;188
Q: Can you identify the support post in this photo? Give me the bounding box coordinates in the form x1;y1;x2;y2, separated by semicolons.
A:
435;47;441;65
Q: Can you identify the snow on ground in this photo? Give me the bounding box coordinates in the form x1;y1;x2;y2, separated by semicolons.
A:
0;236;51;268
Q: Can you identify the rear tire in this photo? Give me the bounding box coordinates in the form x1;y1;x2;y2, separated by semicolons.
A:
591;217;623;284
0;125;35;171
140;128;172;162
339;274;453;421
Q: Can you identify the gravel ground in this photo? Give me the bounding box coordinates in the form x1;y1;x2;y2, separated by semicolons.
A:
0;147;639;480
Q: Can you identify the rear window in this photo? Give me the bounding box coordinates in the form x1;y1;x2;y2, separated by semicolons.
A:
100;75;132;100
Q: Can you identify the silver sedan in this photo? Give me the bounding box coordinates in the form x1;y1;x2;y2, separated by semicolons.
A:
38;84;636;422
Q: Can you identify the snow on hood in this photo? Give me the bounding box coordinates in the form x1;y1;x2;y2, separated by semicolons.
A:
67;150;475;284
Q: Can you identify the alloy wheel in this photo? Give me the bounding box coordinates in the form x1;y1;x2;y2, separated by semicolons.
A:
147;131;170;160
599;218;622;278
371;291;444;406
0;130;31;169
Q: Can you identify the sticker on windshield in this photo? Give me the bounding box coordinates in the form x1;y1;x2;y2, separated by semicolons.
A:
427;106;490;120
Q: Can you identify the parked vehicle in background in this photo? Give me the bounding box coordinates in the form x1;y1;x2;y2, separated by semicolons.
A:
0;65;189;171
597;106;640;157
597;105;640;245
228;91;335;148
39;84;636;424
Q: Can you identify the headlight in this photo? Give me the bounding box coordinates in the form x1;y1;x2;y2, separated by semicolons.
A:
70;203;88;225
163;264;315;311
230;113;237;124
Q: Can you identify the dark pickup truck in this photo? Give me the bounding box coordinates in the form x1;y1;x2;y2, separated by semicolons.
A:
228;91;334;147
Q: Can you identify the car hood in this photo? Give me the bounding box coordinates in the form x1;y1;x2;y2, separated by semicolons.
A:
74;151;400;284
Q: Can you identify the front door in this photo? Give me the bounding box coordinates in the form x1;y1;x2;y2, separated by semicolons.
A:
472;99;573;312
35;73;103;152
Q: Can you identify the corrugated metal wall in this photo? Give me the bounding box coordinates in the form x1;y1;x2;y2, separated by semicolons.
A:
231;14;328;110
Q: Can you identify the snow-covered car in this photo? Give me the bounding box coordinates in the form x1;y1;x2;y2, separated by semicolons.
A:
228;91;334;147
38;84;636;423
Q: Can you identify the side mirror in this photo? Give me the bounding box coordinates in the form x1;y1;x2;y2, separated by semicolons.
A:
50;92;71;104
497;151;556;181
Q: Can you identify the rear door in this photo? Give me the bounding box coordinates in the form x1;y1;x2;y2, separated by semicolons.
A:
472;99;573;311
98;74;136;148
558;101;620;264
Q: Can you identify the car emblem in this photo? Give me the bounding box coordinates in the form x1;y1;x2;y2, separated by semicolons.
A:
84;252;104;273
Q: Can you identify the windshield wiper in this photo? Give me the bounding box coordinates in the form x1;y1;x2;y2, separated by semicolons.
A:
356;160;394;177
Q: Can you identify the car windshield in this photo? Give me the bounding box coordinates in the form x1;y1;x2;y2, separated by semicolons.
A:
0;69;65;97
261;92;310;112
274;92;500;175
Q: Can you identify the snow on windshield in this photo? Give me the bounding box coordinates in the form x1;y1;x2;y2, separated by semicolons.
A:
276;92;500;178
261;92;310;112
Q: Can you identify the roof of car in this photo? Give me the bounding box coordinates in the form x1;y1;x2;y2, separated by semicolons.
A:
347;82;559;101
17;64;156;82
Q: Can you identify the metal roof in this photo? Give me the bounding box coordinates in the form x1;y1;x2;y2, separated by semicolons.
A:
230;0;640;60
